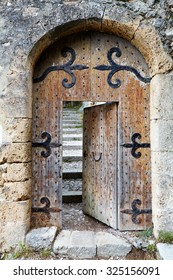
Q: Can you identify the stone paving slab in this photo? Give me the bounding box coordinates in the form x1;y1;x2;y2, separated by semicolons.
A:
53;230;71;255
96;232;132;258
26;227;57;250
53;230;132;259
68;231;96;259
157;243;173;260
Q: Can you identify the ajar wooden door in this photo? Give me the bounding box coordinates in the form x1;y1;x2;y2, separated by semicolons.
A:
83;102;118;229
31;31;152;231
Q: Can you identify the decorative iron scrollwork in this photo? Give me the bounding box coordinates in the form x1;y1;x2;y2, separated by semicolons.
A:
33;47;89;88
120;133;150;159
32;197;61;219
32;132;62;158
94;47;151;88
121;199;152;224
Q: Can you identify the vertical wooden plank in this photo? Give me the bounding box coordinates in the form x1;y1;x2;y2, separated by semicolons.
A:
31;72;62;229
83;103;118;229
57;33;91;101
90;32;120;102
117;44;151;230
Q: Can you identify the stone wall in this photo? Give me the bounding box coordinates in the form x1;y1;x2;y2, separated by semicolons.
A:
0;0;173;251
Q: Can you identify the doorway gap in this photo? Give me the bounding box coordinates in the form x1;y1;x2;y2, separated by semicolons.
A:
62;101;110;231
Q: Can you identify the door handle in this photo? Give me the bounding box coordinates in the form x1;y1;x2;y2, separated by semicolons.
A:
92;152;102;161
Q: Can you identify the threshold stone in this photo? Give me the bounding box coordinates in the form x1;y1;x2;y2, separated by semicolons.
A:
25;226;57;250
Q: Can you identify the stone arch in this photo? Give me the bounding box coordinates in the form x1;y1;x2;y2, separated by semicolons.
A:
27;12;173;238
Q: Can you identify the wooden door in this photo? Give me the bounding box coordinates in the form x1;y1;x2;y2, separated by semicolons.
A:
31;73;63;229
118;78;151;230
83;102;118;229
32;31;152;230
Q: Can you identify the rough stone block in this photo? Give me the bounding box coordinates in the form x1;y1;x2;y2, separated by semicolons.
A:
68;231;96;259
53;230;71;254
0;180;32;201
26;227;58;250
150;72;173;120
132;26;173;76
151;151;173;176
0;200;31;223
102;5;141;41
6;162;32;182
152;172;173;210
150;120;173;152
0;143;31;164
3;118;32;143
96;232;132;258
7;143;32;163
0;220;30;252
153;207;173;238
0;164;7;186
157;243;173;260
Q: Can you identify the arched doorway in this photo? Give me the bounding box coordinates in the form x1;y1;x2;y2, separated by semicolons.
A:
31;31;151;231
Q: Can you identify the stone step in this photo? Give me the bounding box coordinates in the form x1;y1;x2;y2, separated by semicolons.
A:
62;178;82;192
63;134;83;141
63;171;82;179
63;156;82;162
63;123;83;128
63;119;82;125
63;128;82;134
63;141;82;150
63;161;82;172
63;149;82;158
63;146;82;151
53;230;132;259
63;115;83;120
62;193;82;203
63;112;83;117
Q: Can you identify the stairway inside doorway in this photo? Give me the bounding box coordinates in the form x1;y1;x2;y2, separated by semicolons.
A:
62;101;111;231
62;102;83;203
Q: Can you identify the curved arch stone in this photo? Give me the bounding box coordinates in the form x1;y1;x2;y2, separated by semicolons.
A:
28;2;173;77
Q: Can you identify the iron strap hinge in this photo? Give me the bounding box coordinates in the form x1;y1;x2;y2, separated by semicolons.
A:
32;132;62;158
121;199;152;224
120;133;150;159
32;197;61;219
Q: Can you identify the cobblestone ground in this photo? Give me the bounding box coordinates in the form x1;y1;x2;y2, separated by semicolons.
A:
62;202;110;231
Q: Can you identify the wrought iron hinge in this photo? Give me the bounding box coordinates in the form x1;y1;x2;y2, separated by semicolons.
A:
120;133;150;159
32;197;61;219
94;47;151;88
121;199;152;224
33;47;89;88
32;132;62;158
